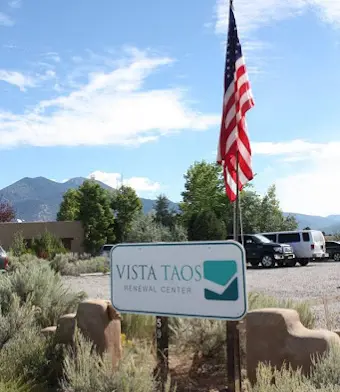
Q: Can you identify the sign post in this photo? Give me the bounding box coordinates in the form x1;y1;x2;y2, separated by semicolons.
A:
110;240;247;389
155;316;169;391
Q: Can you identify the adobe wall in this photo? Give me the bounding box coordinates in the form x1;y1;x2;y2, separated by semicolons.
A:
0;221;84;253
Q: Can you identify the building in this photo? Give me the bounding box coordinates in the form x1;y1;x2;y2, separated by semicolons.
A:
0;221;85;253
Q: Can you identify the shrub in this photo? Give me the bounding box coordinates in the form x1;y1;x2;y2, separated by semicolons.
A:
0;325;51;387
0;261;86;328
7;253;44;272
31;230;66;259
9;230;27;257
0;380;31;392
310;342;340;388
121;314;155;340
248;292;315;329
244;363;315;392
245;344;340;392
61;331;175;392
51;253;109;276
0;294;37;348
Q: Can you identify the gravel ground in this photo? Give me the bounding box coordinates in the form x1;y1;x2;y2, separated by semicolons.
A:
61;262;340;329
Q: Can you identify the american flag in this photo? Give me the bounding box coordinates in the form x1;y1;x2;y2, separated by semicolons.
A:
217;4;254;202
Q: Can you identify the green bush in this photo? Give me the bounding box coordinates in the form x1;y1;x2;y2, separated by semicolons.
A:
0;325;51;387
0;261;86;328
31;230;66;259
310;342;340;388
245;344;340;391
7;253;44;272
61;330;175;392
121;314;155;340
0;380;32;392
51;253;109;276
9;230;27;257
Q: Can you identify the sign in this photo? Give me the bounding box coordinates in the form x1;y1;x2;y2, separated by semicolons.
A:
110;240;247;320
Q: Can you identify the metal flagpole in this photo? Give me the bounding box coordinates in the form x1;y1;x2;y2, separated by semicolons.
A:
227;151;242;392
227;2;242;391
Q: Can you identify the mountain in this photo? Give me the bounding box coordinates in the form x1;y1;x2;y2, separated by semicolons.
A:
283;212;340;234
0;177;178;222
0;177;339;233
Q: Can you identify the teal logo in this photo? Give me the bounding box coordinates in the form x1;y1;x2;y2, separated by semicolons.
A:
203;260;238;301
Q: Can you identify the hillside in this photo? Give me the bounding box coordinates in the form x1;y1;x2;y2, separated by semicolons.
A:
0;177;339;233
0;177;178;222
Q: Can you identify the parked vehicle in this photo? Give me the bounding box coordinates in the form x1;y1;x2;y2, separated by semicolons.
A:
227;234;296;268
325;241;340;262
260;230;327;266
0;246;8;271
99;244;115;261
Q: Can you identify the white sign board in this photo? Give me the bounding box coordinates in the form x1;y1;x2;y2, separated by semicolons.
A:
110;240;247;320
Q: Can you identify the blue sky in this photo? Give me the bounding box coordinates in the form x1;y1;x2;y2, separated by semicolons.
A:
0;0;340;216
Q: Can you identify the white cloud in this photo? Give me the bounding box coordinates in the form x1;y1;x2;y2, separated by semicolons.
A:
214;0;340;37
253;140;340;216
0;12;14;26
44;52;61;63
0;69;56;91
0;70;36;91
0;48;219;147
9;0;21;8
88;171;161;194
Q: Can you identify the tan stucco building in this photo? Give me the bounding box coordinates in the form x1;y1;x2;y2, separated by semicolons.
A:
0;221;85;253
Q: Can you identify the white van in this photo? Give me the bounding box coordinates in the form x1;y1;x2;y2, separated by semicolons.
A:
260;230;328;266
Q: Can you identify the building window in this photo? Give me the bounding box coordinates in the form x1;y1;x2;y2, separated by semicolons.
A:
61;238;73;250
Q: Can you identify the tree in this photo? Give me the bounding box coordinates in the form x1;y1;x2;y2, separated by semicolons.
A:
154;194;176;228
111;185;142;243
57;180;115;254
0;199;15;222
257;185;298;232
180;161;229;222
78;180;115;255
180;161;298;237
57;189;80;221
187;210;226;241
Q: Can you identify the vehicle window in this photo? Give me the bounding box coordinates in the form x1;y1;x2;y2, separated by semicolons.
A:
278;233;300;243
253;234;272;243
103;245;113;251
302;232;310;242
263;234;276;242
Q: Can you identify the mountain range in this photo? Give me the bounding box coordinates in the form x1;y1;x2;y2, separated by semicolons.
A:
0;177;339;234
0;176;178;222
